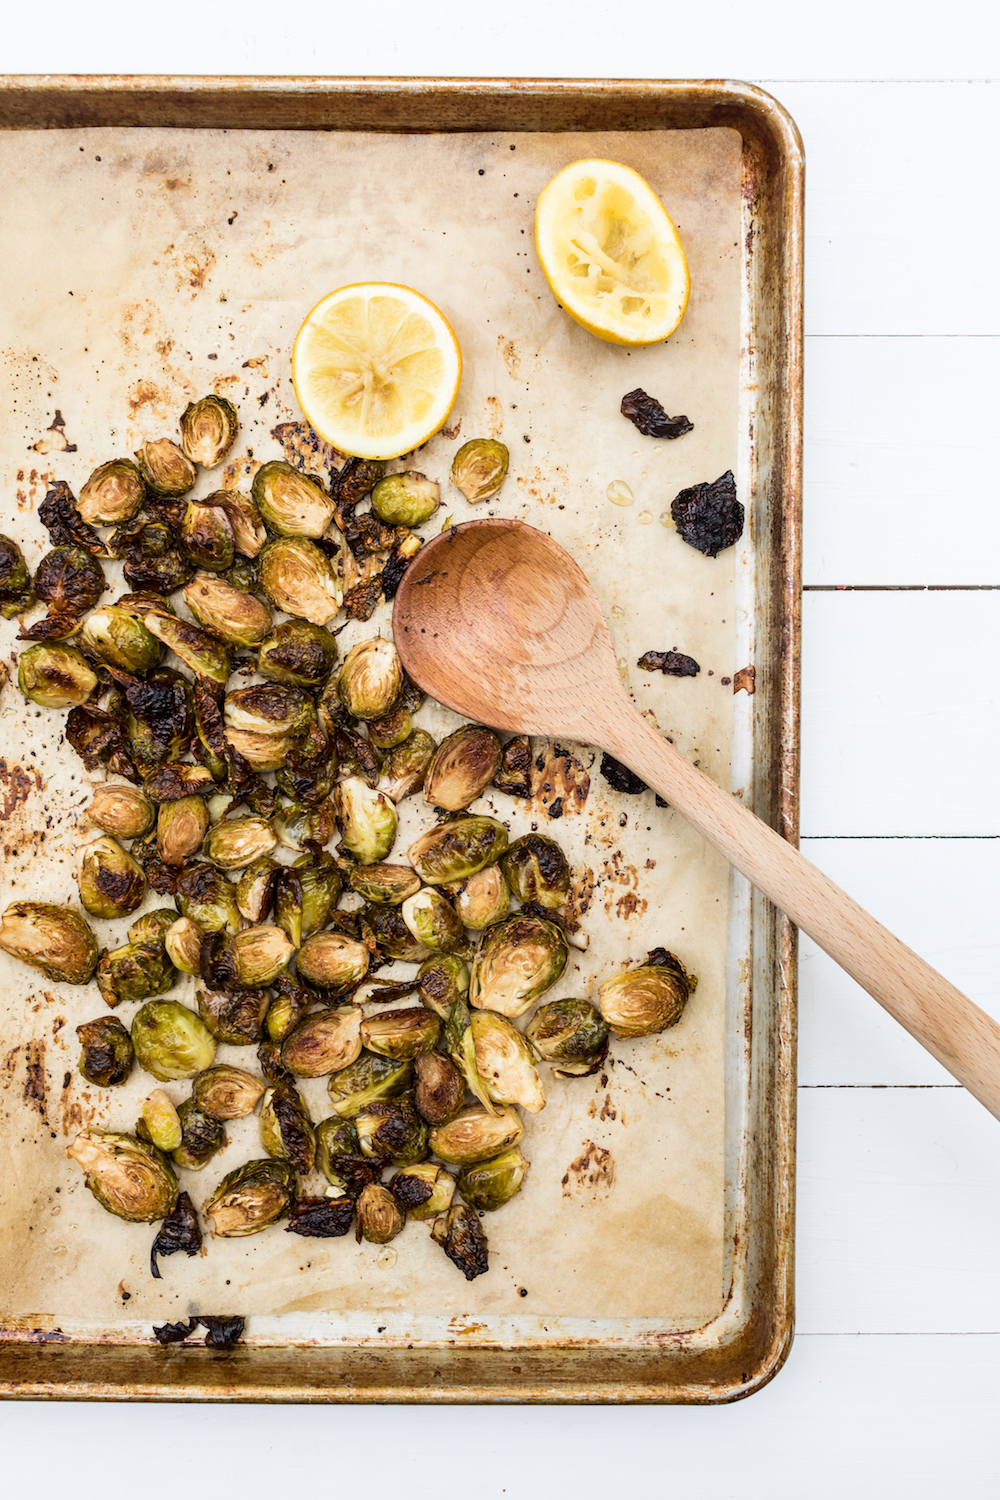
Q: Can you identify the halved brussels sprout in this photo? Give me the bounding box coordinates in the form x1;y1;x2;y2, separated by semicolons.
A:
180;501;235;573
87;784;156;841
430;1204;489;1280
493;733;533;798
193;1064;266;1120
172;1098;226;1170
314;1117;381;1197
450;438;509;503
348;863;421;906
457;1147;529;1212
179;395;239;468
259;1081;316;1173
360;1005;441;1061
326;1050;413;1119
203;816;278;870
281;1006;363;1078
213;490;267;558
183;571;272;647
454;865;510;930
370;470;440;526
96;941;176;1008
501;833;571;912
77;837;147;919
390;1160;455;1220
142;1088;183;1151
144;610;231;685
18;643;97;709
265;974;315;1044
424;725;503;811
273;799;337;852
356;1182;405;1244
416;954;470;1020
77;459;145;526
258;537;342;625
401;888;465;955
235;856;280;924
257;620;338;689
203;1158;297;1237
335;777;398;865
597;948;696;1037
143;761;216;803
157;795;209;867
275;721;337;806
471;1011;545;1113
197;986;270;1045
413;1050;465;1125
525;997;609;1076
165;916;206;976
408;816;508;886
131;1000;217;1081
337;638;402;721
128;908;177;949
252;460;335;537
0;534;33;618
296;931;370;992
79;604;163;675
225;683;316;740
429;1103;523;1167
367;706;412;751
469;914;568;1018
275;855;341;945
135;438;197;496
66;1129;179;1223
232;924;296;987
355;1095;428;1166
380;728;437;803
76;1015;135;1086
443;995;495;1116
176;862;241;934
364;904;431;964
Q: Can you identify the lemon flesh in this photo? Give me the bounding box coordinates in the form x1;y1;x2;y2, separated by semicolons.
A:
535;160;690;346
292;283;462;460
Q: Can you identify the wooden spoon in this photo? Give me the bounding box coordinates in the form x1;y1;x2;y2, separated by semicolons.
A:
393;517;1000;1121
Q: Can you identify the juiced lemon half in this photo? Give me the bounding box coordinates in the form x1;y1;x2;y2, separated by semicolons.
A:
535;159;690;345
292;283;462;459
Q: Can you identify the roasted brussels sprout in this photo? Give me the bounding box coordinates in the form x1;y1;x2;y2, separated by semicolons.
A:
128;908;178;949
0;901;99;984
442;994;495;1115
203;1158;297;1236
355;1095;428;1166
226;683;316;740
457;1147;529;1212
401;888;465;955
156;795;209;867
96;941;176;1008
203;815;277;870
193;1064;266;1120
179;395;239;468
502;833;571;912
179;501;236;573
450;438;509;503
77;459;145;526
381;728;436;802
337;638;402;721
76;837;146;919
77;1015;135;1086
18;643;97;709
172;1097;226;1170
429;1103;523;1166
416;953;470;1020
424;725;502;811
235;856;280;924
286;1195;355;1238
364;904;431;963
231;924;296;987
160;916;203;976
143;761;216;803
335;777;398;865
148;1191;202;1278
259;1081;316;1173
408;815;508;887
366;706;412;751
213;490;267;559
273;799;337;852
142;1088;183;1152
197;986;270;1045
87;783;156;840
175;862;242;934
390;1160;456;1220
454;865;510;930
314;1117;382;1198
360;1006;441;1061
132;1000;217;1081
493;733;533;798
296;931;370;991
273;856;341;947
110;516;196;594
371;470;440;526
281;1006;363;1078
125;669;195;774
144;610;231;685
22;545;105;640
326;1050;413;1119
469;914;568;1018
67;1129;179;1223
355;1182;405;1244
430;1204;489;1280
471;1011;545;1113
413;1049;465;1125
135;438;197;497
0;535;34;618
348;862;421;905
79;603;163;674
525;997;609;1076
597;948;696;1037
258;619;338;689
252;460;335;537
264;974;313;1044
274;721;337;806
258;537;342;625
183;571;272;647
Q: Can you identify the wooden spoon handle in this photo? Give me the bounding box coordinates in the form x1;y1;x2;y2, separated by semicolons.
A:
603;706;1000;1121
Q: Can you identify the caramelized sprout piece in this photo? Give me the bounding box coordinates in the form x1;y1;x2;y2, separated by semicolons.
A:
502;833;571;912
131;999;217;1081
371;470;440;526
67;1129;179;1223
0;901;99;985
225;683;316;740
96;942;176;1008
211;490;266;559
142;1088;183;1152
355;1095;429;1166
417;954;470;1020
143;761;215;802
281;1006;363;1078
335;777;398;865
18;643;97;709
77;837;147;918
454;865;510;930
144;610;231;685
273;799;337;852
135;438;197;496
193;1065;265;1120
259;1081;316;1173
430;1204;489;1280
258;619;338;688
265;974;314;1044
157;795;209;868
360;1006;441;1061
258;536;342;625
0;534;34;618
390;1160;456;1220
183;571;272;648
233;924;296;987
424;724;502;811
457;1147;529;1212
401;888;465;955
197;986;270;1045
275;855;341;944
252;460;335;537
87;784;156;841
443;995;496;1115
429;1103;523;1166
356;1182;405;1244
297;931;370;992
597;948;696;1037
127;909;176;950
180;501;235;573
176;862;241;934
469;914;568;1019
414;1050;465;1125
180;395;239;468
493;733;533;798
77;459;145;526
77;1015;135;1086
450;438;509;503
204;816;278;870
204;1158;296;1237
326;1051;414;1120
525;997;609;1076
471;1011;545;1113
408;815;508;886
236;856;280;923
381;729;436;802
349;862;421;905
367;706;412;751
314;1117;382;1198
80;604;163;674
164;916;205;976
337;638;402;722
286;1195;355;1238
364;904;432;963
172;1098;226;1170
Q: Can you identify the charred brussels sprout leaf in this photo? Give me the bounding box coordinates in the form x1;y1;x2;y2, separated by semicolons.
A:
408;815;508;886
21;545;105;641
469;914;568;1019
183;571;272;648
390;1160;456;1220
110;516;195;595
38;479;106;556
259;1081;316;1174
431;1204;489;1280
0;534;35;618
257;619;338;688
597;948;696;1037
143;761;215;803
66;1129;179;1223
149;1191;202;1278
424;724;502;811
620;387;693;440
356;1183;405;1244
417;954;470;1020
144;610;231;685
450;438;509;503
493;733;533;798
258;537;342;625
365;903;431;963
131;1000;217;1081
18;643;98;709
193;1064;266;1120
180;395;239;468
360;1006;441;1061
0;902;99;984
286;1196;355;1238
370;471;440;526
172;1098;226;1170
176;862;241;934
314;1116;382;1198
203;1158;297;1237
135;438;197;497
355;1094;428;1167
457;1147;530;1212
77;1015;135;1086
252;460;335;537
671;470;743;558
197;986;270;1046
525;997;609;1076
501;833;571;912
381;728;436;802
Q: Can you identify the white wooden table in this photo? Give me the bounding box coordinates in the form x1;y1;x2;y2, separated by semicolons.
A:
2;6;998;1493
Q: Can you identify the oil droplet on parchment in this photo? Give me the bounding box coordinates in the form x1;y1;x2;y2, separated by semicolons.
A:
607;481;633;507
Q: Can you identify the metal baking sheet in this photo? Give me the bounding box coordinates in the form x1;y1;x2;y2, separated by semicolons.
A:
0;77;802;1403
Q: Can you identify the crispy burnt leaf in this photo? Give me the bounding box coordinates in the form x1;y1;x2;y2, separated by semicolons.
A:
637;649;700;677
150;1191;203;1279
285;1196;355;1238
343;576;383;622
671;470;744;559
152;1315;245;1349
620;388;693;440
431;1205;489;1281
493;734;533;798
38;480;106;555
66;705;138;780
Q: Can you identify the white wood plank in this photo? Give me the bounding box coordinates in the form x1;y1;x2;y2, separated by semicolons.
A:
800;590;1000;836
798;838;1000;1084
797;1087;1000;1333
804;337;1000;586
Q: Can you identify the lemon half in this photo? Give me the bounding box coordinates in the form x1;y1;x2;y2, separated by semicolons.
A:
535;159;690;345
292;283;462;459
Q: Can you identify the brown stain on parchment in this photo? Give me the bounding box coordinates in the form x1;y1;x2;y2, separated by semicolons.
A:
562;1141;615;1201
31;410;77;455
0;760;43;821
15;468;55;513
19;1039;47;1121
532;742;590;820
484;395;503;437
568;1194;722;1320
163;236;216;294
497;336;522;379
514;463;569;507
